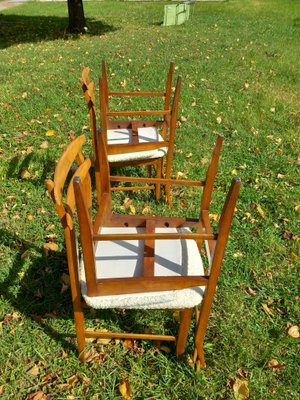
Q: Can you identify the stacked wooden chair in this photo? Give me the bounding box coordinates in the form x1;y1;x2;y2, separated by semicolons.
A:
80;62;180;205
46;132;240;370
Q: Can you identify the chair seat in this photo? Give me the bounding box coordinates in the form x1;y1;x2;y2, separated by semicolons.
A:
80;227;205;309
107;127;168;163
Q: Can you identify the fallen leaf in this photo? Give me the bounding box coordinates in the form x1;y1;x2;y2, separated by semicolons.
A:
142;205;151;215
246;287;257;296
256;205;265;219
46;130;55;137
176;171;187;180
216;116;222;124
43;242;58;251
27;215;33;221
231;169;238;176
186;152;193;158
232;379;249;400
180;115;187;122
287;325;299;338
21;169;31;179
39;141;49;149
159;345;171;353
27;364;40;376
270;107;275;113
46;224;55;231
27;391;46;400
20;250;29;260
294;204;300;213
237;367;249;379
119;380;132;400
267;359;285;370
0;385;3;395
209;213;220;222
262;303;273;316
22;92;28;99
123;339;134;350
243;82;249;90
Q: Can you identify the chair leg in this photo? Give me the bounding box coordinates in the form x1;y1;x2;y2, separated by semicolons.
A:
165;159;172;207
176;308;193;358
155;160;162;201
73;305;86;361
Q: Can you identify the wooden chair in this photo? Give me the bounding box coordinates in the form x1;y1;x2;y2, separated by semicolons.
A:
46;132;240;370
80;63;180;205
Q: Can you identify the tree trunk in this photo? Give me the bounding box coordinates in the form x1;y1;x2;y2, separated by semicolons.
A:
67;0;87;33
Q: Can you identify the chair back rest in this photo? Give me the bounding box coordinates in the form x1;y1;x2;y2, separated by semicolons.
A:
46;135;90;299
80;67;98;155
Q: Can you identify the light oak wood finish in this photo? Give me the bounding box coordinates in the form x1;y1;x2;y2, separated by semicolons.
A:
80;62;180;204
47;132;240;368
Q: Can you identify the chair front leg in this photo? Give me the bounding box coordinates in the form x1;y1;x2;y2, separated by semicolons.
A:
176;308;193;358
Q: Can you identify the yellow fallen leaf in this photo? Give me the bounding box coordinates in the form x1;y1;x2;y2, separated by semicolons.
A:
27;364;40;376
233;379;249;400
22;92;28;99
209;213;220;222
256;205;265;219
43;242;59;251
27;215;33;221
18;271;25;279
176;171;187;180
216;116;222;124
287;325;299;338
244;82;249;90
186;152;193;158
231;169;238;176
262;303;273;316
119;380;132;400
180;116;187;122
46;130;55;137
21;169;31;179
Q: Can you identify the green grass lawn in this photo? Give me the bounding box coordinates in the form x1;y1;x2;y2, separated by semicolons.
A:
0;0;299;398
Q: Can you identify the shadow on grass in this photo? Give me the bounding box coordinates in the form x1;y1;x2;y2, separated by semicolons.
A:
0;14;118;49
0;228;78;352
0;228;180;356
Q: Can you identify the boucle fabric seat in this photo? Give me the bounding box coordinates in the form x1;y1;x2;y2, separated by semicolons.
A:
107;127;167;163
80;227;205;310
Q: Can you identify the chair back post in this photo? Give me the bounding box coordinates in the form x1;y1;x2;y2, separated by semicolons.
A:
101;60;109;106
46;136;88;354
161;62;174;137
99;75;108;143
73;176;98;296
164;76;181;206
195;177;241;352
80;68;102;205
201;134;224;212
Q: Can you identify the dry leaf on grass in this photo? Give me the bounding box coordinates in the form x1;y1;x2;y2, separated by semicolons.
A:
21;169;31;179
262;303;273;316
43;242;58;252
267;359;285;370
46;130;55;137
232;378;249;400
286;325;299;338
39;141;48;149
27;364;40;376
246;287;257;297
119;380;133;400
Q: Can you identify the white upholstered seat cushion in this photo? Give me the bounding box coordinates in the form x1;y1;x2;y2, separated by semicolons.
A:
107;127;167;163
80;227;206;309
